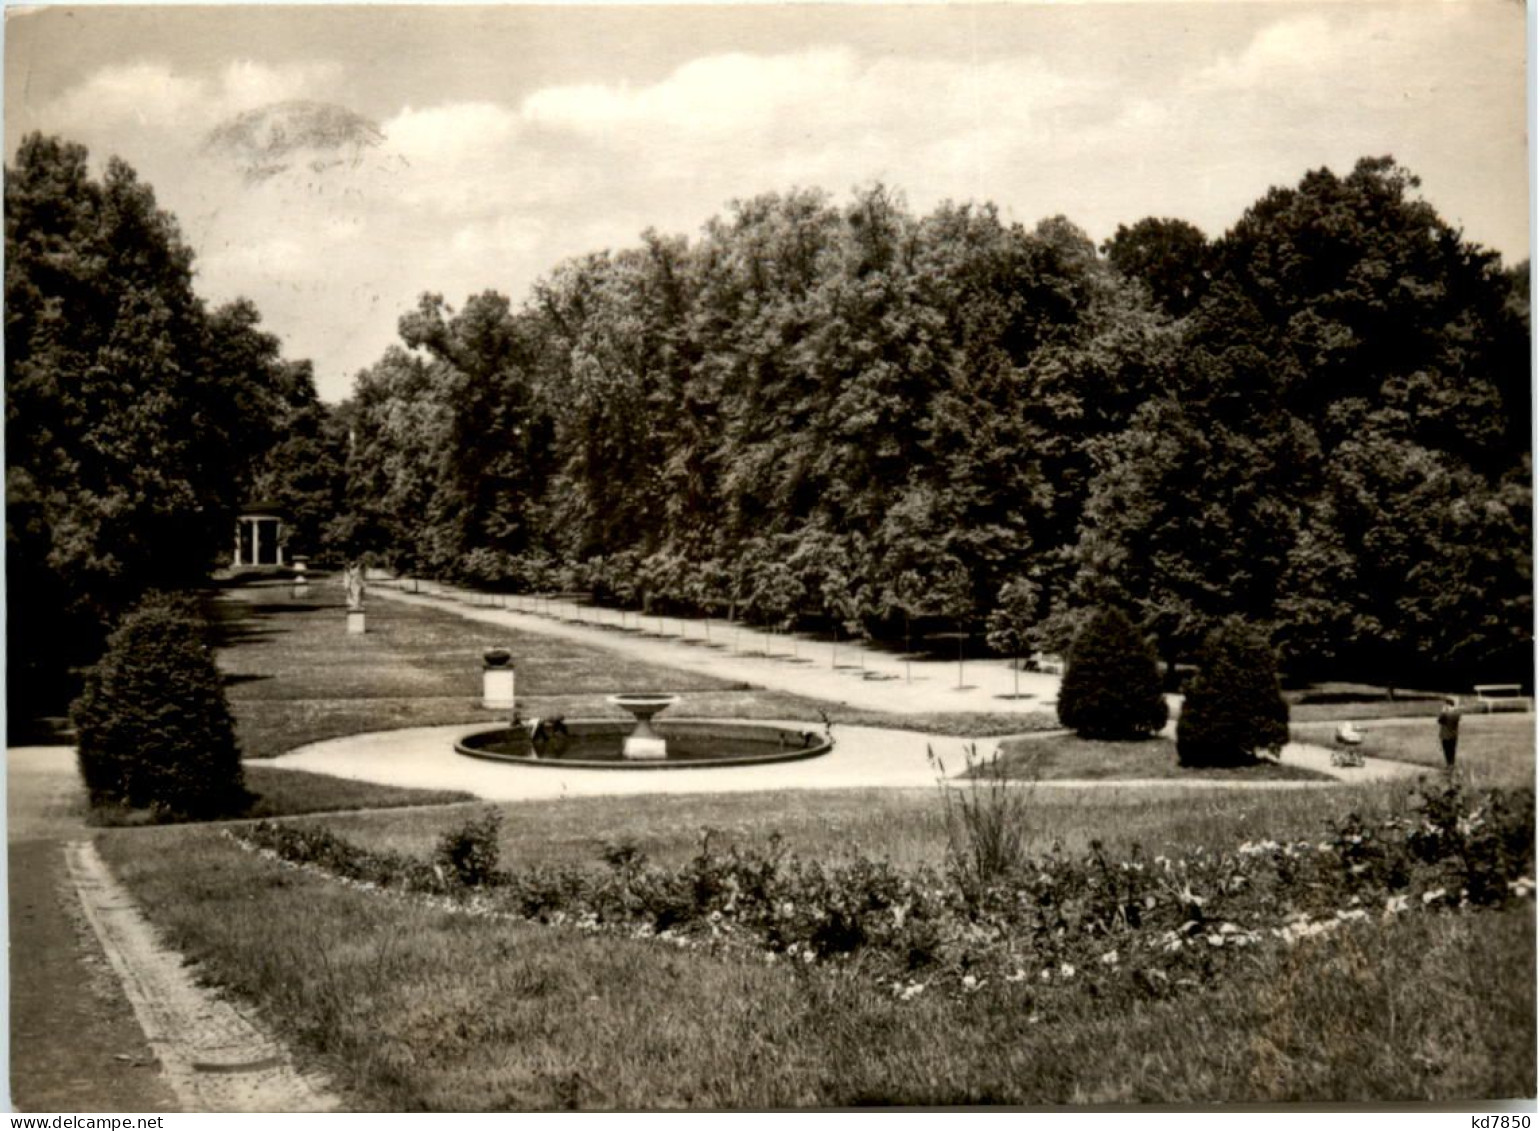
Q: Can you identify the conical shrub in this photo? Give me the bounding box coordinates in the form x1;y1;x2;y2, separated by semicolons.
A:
72;593;246;818
1056;606;1169;739
1177;618;1291;766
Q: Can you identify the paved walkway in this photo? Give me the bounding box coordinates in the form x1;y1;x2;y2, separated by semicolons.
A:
8;746;181;1112
370;580;1065;716
267;721;1424;803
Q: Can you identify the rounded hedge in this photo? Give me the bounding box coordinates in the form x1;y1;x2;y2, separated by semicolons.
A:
1056;606;1169;739
71;593;246;818
1177;618;1291;767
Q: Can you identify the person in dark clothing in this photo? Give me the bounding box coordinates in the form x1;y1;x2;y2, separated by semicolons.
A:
1437;697;1462;768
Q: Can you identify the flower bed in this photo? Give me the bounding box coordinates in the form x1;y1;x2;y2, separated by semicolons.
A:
234;781;1532;1013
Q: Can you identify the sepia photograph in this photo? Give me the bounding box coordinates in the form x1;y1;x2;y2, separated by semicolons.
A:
4;0;1533;1114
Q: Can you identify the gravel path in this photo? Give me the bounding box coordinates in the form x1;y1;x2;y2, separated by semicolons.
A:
8;747;180;1113
8;747;340;1113
370;581;1066;716
266;721;1425;803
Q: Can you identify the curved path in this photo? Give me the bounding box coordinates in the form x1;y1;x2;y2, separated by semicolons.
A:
267;721;1425;803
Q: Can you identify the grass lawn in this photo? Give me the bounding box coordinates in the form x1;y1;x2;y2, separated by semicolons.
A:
1282;681;1451;723
220;781;1404;879
239;766;475;819
87;765;477;827
211;577;1058;759
990;734;1332;782
97;783;1535;1108
1291;714;1535;788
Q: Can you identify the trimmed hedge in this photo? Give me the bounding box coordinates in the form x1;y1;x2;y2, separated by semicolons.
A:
71;592;247;818
1177;618;1291;766
1056;606;1169;739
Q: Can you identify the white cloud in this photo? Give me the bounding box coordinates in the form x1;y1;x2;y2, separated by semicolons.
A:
42;58;341;136
18;8;1526;402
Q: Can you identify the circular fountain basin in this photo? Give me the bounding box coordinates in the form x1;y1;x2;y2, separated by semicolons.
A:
455;719;834;770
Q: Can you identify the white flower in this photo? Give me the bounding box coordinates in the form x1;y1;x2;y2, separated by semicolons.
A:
1040;968;1053;983
1100;949;1120;966
1206;934;1225;947
962;974;979;989
1005;969;1028;984
1422;888;1447;905
1384;894;1410;917
1334;909;1369;922
1059;962;1077;979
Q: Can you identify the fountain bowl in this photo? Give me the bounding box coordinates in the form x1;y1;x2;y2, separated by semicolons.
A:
454;718;834;770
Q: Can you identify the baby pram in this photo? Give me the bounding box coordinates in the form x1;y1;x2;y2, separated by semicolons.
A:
1331;722;1365;767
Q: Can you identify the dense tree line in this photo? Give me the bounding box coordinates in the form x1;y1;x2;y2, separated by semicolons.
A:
335;159;1529;687
5;135;341;730
8;136;1525;714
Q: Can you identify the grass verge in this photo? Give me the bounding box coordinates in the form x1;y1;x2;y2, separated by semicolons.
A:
990;734;1332;782
87;765;475;827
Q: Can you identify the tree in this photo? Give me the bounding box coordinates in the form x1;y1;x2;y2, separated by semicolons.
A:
1176;619;1290;766
746;558;805;656
71;595;246;817
6;135;316;730
1056;606;1168;739
986;577;1041;698
1102;217;1215;318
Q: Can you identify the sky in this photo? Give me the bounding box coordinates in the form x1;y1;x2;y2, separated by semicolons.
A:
4;2;1530;403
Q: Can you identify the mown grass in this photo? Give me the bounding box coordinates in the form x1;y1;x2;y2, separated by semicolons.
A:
990;734;1331;782
238;766;475;819
1282;682;1450;723
1291;714;1535;788
98;789;1535;1108
87;765;476;827
212;577;1057;759
229;781;1411;879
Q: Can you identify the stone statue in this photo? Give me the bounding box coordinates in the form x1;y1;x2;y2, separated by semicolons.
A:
344;563;365;610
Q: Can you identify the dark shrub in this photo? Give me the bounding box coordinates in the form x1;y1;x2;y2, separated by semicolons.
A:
434;809;504;887
1056;607;1169;739
1177;618;1291;766
71;593;246;818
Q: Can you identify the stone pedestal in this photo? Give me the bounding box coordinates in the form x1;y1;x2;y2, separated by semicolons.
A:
292;579;309;599
607;694;677;761
622;735;668;760
347;609;366;635
483;666;515;710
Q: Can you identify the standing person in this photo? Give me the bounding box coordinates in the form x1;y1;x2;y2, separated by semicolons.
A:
1437;696;1462;769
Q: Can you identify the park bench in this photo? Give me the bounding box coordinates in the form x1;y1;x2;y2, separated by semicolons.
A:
1472;685;1532;713
1030;651;1066;675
